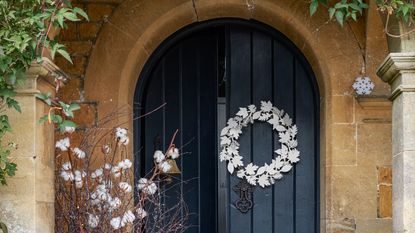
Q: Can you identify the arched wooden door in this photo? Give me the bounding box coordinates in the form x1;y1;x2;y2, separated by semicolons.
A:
134;19;319;233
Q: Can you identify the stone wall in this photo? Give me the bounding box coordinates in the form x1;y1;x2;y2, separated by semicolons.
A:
54;0;393;232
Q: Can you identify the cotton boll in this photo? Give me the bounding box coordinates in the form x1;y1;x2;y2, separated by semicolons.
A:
120;136;129;145
118;159;132;170
111;166;121;177
110;217;122;230
104;163;112;170
73;148;86;159
137;178;158;195
55;137;70;151
60;171;74;181
159;161;172;173
136;208;147;220
64;126;75;134
101;144;111;155
119;182;132;193
75;180;83;188
121;210;135;227
88;214;99;228
61;161;72;171
167;147;180;159
153;150;165;163
109;197;121;210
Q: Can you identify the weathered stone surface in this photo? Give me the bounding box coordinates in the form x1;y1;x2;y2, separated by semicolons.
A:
356;219;392;233
357;124;392;166
378;185;392;218
327;218;356;233
331;124;356;166
332;95;355;123
86;3;114;22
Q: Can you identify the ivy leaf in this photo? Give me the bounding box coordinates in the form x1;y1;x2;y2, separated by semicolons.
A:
335;10;344;26
38;115;49;125
310;0;319;16
35;92;52;105
319;0;328;7
6;98;21;113
329;8;336;19
57;49;72;64
73;7;89;21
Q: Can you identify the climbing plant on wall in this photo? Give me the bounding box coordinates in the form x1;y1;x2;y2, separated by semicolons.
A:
310;0;415;31
0;0;88;185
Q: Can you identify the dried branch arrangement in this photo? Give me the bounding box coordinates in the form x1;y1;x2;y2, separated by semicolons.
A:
55;113;189;233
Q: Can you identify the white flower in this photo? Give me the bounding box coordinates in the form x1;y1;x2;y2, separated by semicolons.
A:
159;161;172;173
118;159;132;170
137;178;157;195
121;210;135;226
136;208;147;220
73;148;86;159
111;166;121;177
64;126;75;134
62;161;72;171
55;137;70;151
88;214;99;228
153;150;165;163
119;182;132;193
167;147;180;159
110;217;122;230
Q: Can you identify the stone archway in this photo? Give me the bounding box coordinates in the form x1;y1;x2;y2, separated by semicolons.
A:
82;0;385;231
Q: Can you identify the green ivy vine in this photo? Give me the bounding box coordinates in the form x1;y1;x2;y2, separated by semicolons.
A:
311;0;415;29
0;0;88;186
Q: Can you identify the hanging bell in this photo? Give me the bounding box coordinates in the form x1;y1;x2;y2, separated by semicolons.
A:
163;159;181;175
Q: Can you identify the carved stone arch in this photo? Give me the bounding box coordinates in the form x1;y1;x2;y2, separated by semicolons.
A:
83;1;370;231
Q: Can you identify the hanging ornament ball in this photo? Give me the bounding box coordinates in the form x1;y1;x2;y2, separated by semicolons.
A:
352;76;374;95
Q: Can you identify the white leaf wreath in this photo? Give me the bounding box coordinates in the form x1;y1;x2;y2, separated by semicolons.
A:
220;101;300;188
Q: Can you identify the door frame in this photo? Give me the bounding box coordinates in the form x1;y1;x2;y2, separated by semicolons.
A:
134;18;320;232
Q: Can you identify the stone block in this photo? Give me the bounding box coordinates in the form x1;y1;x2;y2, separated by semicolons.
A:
5;96;36;158
65;41;93;56
87;3;114;22
54;56;86;76
378;185;392;218
329;165;377;219
57;77;83;101
357;124;392;166
355;219;392;233
0;200;35;233
332;95;355;123
331;124;356;166
79;22;101;40
59;22;78;41
326;218;356;233
378;166;392;184
73;103;97;128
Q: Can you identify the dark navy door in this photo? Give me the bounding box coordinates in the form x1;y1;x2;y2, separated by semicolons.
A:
134;19;319;233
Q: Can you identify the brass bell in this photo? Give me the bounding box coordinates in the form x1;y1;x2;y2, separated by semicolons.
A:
161;159;181;183
163;159;181;175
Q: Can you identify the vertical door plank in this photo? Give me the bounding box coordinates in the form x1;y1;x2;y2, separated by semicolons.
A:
295;60;316;233
251;31;273;233
181;37;200;233
228;26;253;233
198;34;218;233
143;63;164;174
163;45;183;211
273;42;295;233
